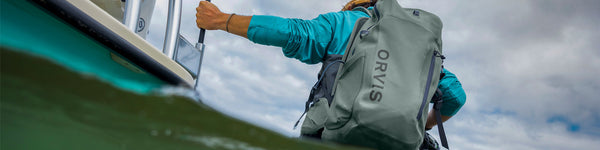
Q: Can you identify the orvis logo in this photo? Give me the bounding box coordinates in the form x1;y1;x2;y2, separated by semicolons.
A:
370;49;389;102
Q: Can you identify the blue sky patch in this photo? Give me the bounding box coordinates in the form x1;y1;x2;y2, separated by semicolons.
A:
547;115;581;132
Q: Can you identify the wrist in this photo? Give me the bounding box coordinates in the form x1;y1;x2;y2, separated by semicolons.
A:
217;13;230;31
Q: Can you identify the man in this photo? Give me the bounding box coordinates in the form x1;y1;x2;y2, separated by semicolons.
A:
196;0;465;144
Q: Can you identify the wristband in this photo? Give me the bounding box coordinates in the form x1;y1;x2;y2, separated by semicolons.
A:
226;13;235;32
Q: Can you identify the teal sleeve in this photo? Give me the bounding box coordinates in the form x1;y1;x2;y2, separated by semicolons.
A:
437;68;466;116
247;15;334;64
247;15;290;48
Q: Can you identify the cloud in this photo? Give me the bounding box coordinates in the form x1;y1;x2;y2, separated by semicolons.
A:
147;0;600;148
193;35;318;136
437;113;600;150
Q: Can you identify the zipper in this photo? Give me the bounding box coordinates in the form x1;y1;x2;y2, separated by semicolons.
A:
416;50;443;120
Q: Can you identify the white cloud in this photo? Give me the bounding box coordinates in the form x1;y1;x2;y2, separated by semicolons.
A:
436;113;600;150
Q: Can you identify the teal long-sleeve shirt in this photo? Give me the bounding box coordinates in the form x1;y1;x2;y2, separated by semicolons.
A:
247;10;465;116
247;11;369;64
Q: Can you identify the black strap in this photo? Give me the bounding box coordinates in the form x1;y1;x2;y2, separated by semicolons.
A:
293;60;344;129
418;51;447;149
433;89;449;149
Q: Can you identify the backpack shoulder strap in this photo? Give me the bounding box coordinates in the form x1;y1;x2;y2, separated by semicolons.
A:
294;55;344;129
432;88;449;149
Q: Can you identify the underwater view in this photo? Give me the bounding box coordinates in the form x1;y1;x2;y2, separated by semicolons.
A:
0;48;365;150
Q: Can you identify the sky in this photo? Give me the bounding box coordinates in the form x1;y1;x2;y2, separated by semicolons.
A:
145;0;600;149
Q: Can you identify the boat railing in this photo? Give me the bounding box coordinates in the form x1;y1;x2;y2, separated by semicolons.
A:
123;0;142;32
123;0;203;89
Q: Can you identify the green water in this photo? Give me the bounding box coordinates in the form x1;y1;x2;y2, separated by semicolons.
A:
0;0;166;94
0;49;365;150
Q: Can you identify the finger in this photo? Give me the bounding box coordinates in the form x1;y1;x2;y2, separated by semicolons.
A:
199;1;210;6
198;1;208;10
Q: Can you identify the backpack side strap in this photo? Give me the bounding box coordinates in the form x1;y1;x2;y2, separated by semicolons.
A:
432;89;449;149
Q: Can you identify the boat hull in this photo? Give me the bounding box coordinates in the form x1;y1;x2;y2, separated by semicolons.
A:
1;0;192;93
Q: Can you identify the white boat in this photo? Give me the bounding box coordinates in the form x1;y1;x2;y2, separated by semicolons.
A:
1;0;203;93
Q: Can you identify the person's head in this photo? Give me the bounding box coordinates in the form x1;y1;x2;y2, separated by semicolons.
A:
342;0;378;11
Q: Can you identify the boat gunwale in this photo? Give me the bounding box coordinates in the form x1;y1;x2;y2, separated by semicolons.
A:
28;0;194;87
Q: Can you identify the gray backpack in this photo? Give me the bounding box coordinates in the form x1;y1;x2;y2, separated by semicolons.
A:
297;0;446;149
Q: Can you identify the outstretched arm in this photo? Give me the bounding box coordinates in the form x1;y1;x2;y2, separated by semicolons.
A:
195;1;251;38
195;1;350;64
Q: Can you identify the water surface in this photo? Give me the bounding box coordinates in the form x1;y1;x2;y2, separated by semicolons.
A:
0;48;365;150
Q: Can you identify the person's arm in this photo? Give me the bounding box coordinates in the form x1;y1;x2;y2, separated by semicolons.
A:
195;1;250;38
425;68;467;130
425;111;452;130
196;1;339;64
